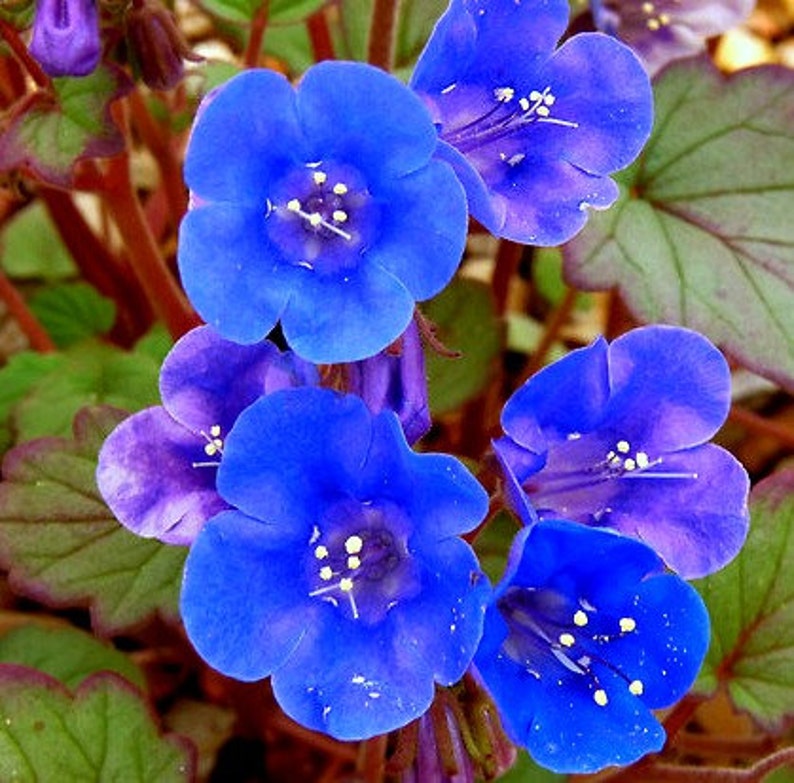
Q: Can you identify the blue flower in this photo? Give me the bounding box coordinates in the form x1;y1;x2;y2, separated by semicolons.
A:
493;325;749;578
180;387;491;740
345;318;430;445
178;61;468;363
591;0;754;76
475;519;710;774
29;0;101;77
410;0;653;245
97;325;316;545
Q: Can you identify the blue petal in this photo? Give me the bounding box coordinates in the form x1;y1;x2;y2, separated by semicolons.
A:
184;69;307;206
502;337;611;447
160;325;317;434
217;388;374;529
297;61;438;182
178;204;295;344
279;260;415;363
180;510;316;681
271;612;437;740
605;325;732;453
369;160;467;301
96;407;227;545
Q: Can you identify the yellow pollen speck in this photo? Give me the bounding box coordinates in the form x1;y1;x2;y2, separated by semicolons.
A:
594;689;608;706
642;1;654;12
629;680;644;696
636;452;650;469
314;545;329;560
647;18;660;30
308;212;323;227
319;566;333;581
347;555;361;570
494;86;514;102
287;199;301;212
332;210;348;223
573;610;588;627
620;617;637;633
313;171;327;185
333;183;348;195
339;577;354;592
209;424;221;437
624;458;636;471
559;633;575;648
617;440;630;454
204;442;218;457
345;535;364;554
659;12;670;24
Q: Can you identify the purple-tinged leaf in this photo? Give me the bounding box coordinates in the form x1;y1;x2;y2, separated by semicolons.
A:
0;666;193;781
694;469;794;726
0;406;186;635
563;57;794;390
0;65;130;187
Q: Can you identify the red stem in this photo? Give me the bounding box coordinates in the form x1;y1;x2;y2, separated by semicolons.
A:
728;403;794;451
492;239;523;316
0;19;50;88
519;286;578;382
0;268;56;352
244;1;270;68
367;0;401;70
307;6;336;62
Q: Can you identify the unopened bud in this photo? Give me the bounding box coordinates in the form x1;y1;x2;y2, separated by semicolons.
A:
29;0;101;77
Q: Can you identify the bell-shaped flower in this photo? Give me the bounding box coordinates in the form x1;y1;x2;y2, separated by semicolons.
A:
29;0;101;77
178;61;468;363
410;0;653;246
475;519;710;773
493;325;749;578
345;319;431;445
180;387;491;740
590;0;755;76
96;325;317;545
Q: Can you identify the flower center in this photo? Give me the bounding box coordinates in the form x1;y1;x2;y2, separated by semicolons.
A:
306;514;420;624
440;84;579;160
266;162;380;274
191;423;224;469
498;586;646;707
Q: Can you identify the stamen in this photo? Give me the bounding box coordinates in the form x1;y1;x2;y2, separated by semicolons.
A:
573;610;588;627
629;679;644;696
494;86;515;103
314;545;329;560
593;689;609;707
320;566;334;581
345;535;364;555
313;171;327;185
619;617;637;633
332;210;348;223
284;201;353;241
559;633;575;648
332;183;348;195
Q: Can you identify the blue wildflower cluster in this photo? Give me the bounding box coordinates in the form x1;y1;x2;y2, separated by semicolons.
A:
96;0;752;776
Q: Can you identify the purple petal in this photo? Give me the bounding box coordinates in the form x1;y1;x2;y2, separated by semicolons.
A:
29;0;100;77
97;407;227;545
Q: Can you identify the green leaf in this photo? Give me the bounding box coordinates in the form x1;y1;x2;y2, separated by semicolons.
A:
495;750;566;782
694;469;794;726
333;0;372;61
0;65;129;187
0;406;187;635
395;0;448;73
199;0;322;25
0;667;193;782
0;201;76;280
563;57;794;390
29;282;115;349
423;277;503;415
12;340;160;441
474;510;519;586
0;625;145;691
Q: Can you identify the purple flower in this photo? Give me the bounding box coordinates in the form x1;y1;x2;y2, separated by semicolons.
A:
96;325;316;546
345;319;431;445
493;325;749;578
475;520;710;773
180;387;490;740
178;61;468;363
410;0;653;246
591;0;755;76
29;0;101;78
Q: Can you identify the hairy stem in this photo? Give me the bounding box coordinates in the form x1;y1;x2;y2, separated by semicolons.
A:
0;268;56;352
367;0;402;71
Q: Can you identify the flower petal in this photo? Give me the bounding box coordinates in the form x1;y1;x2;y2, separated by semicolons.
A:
97;407;227;545
178;204;295;344
180;510;316;681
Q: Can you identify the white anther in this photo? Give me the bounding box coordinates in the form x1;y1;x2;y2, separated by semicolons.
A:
642;1;654;12
619;617;637;633
624;458;636;471
347;555;361;570
617;440;630;454
629;679;644;696
529;90;543;102
518;97;530;112
314;545;329;560
308;212;323;227
204;442;219;457
319;566;334;581
594;689;609;707
559;633;575;648
573;610;588;627
345;535;364;555
647;18;660;29
494;86;515;102
332;210;348;223
332;183;348;195
636;452;650;469
209;424;221;437
537;105;550;118
339;577;354;592
287;198;301;212
313;171;327;185
659;12;670;24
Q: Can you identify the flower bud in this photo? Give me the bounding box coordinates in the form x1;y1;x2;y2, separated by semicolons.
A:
29;0;101;77
125;0;198;91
